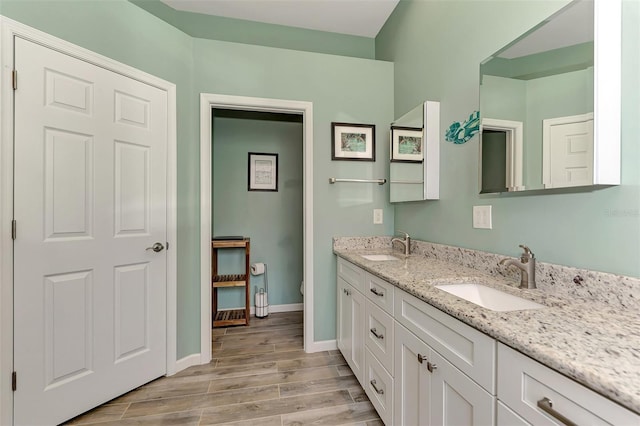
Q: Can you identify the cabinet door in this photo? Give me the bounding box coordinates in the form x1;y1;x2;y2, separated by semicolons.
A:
394;323;431;426
336;278;352;362
430;350;494;426
497;401;530;426
349;285;366;383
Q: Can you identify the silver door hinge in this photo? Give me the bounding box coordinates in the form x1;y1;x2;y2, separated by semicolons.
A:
12;70;17;90
12;371;16;391
11;220;16;240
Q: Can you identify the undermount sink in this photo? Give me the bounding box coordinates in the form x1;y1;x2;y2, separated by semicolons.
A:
435;283;545;312
360;254;400;261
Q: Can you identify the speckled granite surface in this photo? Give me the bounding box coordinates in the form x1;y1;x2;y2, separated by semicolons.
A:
333;237;640;415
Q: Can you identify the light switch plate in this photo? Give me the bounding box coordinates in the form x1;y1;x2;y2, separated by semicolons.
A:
473;205;492;229
373;209;383;224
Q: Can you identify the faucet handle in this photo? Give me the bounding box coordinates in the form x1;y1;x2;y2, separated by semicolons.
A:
519;244;534;258
396;230;410;239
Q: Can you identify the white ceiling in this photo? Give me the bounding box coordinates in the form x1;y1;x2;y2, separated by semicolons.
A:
160;0;400;38
498;0;593;59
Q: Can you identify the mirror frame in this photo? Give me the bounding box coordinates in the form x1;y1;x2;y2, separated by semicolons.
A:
478;0;621;194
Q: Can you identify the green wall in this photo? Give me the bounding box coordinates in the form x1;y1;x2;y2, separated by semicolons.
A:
193;37;395;340
212;115;303;309
1;0;394;354
524;68;594;189
481;67;593;190
129;0;375;59
377;0;640;278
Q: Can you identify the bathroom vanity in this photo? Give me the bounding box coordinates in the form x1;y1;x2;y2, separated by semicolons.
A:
334;239;639;425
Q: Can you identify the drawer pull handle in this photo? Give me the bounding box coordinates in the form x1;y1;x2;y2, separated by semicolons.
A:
370;288;384;297
345;289;351;296
370;379;384;395
537;397;578;426
427;362;437;373
370;328;384;339
417;353;425;364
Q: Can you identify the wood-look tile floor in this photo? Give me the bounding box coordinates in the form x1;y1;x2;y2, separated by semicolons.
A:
64;311;382;425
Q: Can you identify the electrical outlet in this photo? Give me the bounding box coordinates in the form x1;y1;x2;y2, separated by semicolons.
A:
373;209;383;224
473;205;492;229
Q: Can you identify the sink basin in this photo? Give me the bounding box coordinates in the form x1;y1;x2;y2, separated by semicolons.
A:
435;284;545;312
360;254;400;261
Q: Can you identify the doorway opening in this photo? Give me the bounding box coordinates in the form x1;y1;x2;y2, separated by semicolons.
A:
199;94;315;363
480;118;524;193
211;109;303;325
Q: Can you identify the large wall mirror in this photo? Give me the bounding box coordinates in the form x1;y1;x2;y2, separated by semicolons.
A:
390;101;440;202
479;0;621;193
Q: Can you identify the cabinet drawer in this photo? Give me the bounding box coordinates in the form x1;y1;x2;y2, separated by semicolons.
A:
498;343;639;425
365;273;394;315
394;288;496;393
365;300;394;375
337;257;365;293
365;348;393;425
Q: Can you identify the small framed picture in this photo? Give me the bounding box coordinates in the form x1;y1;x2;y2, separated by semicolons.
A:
331;122;376;161
391;127;423;162
248;152;278;191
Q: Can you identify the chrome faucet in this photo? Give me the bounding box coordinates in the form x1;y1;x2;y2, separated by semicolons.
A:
499;245;536;289
391;231;411;256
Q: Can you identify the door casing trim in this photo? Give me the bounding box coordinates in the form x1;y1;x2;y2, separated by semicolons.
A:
199;93;315;363
0;16;178;424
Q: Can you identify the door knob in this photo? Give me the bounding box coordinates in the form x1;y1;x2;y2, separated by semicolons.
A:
146;242;165;252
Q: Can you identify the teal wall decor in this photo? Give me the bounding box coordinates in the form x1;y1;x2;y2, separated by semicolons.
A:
445;111;480;144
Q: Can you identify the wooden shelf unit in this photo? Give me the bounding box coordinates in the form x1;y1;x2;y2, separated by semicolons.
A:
212;238;250;327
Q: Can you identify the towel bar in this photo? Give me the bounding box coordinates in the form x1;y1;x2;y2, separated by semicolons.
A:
329;178;387;185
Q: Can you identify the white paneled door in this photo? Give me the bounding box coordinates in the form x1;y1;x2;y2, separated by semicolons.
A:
543;113;594;189
13;37;168;425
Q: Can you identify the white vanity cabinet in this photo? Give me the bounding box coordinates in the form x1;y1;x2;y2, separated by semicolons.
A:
336;256;639;425
337;258;397;424
497;343;639;426
393;290;495;426
336;257;496;425
336;258;366;383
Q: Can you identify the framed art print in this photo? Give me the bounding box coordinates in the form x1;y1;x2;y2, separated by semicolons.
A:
391;127;423;162
331;122;375;161
248;152;278;191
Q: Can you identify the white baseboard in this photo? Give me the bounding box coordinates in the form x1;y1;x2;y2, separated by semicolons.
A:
219;303;303;316
173;353;203;375
305;339;337;353
257;303;303;314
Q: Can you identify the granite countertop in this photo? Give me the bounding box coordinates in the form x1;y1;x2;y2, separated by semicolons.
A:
334;248;640;415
